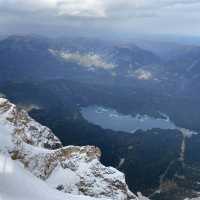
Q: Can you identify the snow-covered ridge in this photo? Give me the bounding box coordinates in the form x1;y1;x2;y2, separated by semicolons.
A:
0;98;62;150
0;98;145;200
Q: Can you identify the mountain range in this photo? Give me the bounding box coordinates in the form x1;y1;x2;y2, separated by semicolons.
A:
1;35;200;200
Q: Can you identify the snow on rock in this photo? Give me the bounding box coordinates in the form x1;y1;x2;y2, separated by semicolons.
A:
0;98;62;150
136;193;150;200
46;147;135;200
0;98;145;200
0;153;103;200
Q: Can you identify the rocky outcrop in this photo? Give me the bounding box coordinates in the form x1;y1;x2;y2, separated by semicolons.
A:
0;98;62;150
0;98;144;200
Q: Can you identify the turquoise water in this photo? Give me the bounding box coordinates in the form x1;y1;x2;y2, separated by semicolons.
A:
81;106;176;133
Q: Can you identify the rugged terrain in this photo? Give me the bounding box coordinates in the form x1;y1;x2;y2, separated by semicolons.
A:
0;98;147;200
1;35;200;200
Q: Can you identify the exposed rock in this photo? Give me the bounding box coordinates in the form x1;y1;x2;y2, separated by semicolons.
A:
0;98;144;200
0;98;62;150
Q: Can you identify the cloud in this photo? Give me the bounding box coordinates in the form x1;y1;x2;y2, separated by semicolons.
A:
104;0;200;19
57;0;106;18
0;0;106;18
129;69;153;80
50;49;115;70
1;0;200;36
0;0;56;12
1;0;200;19
134;69;153;80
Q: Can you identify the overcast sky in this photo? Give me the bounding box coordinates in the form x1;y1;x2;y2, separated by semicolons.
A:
0;0;200;38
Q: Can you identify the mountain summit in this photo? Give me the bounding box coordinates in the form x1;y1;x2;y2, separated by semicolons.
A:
0;98;148;200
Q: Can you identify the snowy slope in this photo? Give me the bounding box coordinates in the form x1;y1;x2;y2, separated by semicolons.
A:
0;98;148;200
0;153;102;200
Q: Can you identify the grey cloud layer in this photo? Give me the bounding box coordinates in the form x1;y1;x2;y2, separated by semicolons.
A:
1;0;200;18
0;0;200;36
